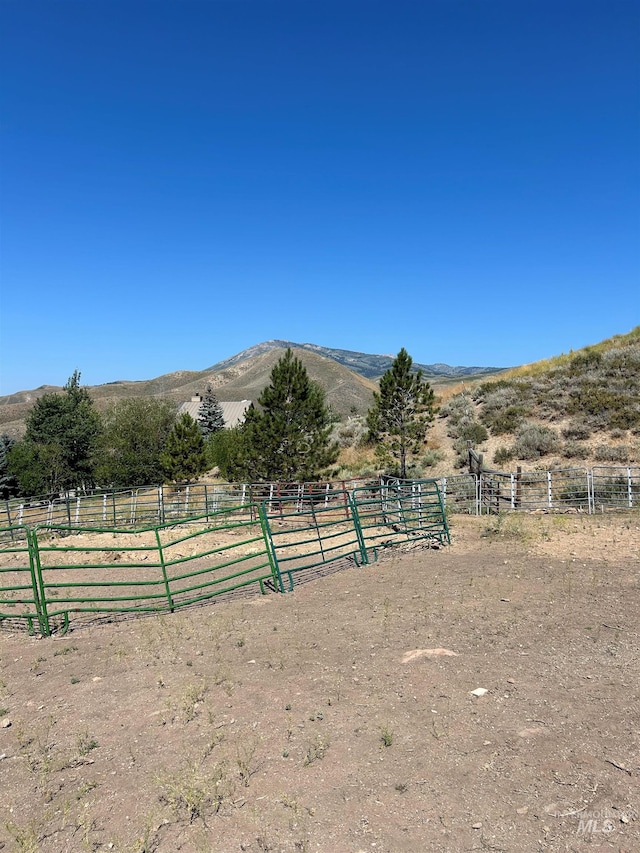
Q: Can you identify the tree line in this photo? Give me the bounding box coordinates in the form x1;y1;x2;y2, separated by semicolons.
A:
0;349;436;500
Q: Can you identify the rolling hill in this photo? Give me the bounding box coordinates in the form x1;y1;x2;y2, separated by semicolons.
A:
0;343;503;438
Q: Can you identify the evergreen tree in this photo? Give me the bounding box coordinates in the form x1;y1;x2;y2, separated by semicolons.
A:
160;412;208;483
366;348;436;479
198;385;225;437
95;398;177;487
229;348;338;482
18;371;102;493
0;434;19;499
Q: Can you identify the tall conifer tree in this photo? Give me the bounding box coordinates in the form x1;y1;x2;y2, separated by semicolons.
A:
231;349;338;482
366;348;435;478
198;385;225;436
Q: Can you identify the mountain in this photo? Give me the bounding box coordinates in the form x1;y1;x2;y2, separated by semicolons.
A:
0;343;504;438
208;340;504;380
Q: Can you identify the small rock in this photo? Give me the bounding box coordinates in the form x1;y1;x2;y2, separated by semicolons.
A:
471;688;488;697
506;678;516;684
92;677;102;682
517;806;529;815
472;822;482;829
1;719;11;729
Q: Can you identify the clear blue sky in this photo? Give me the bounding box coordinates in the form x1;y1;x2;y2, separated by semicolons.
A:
1;0;638;395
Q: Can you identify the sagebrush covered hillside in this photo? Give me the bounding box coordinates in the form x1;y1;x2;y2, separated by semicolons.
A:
437;327;640;471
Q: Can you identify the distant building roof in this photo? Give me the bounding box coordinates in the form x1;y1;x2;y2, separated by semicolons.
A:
177;397;251;429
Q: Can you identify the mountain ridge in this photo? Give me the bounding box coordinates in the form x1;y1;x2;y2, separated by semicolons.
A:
207;340;505;379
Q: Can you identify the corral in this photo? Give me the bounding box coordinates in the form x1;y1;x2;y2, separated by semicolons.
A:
0;512;638;851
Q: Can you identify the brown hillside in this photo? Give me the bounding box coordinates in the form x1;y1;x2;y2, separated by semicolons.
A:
0;349;376;438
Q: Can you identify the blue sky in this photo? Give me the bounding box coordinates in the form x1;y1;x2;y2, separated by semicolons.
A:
1;0;638;395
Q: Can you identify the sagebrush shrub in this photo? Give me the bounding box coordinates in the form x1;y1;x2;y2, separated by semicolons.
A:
422;449;445;468
493;446;513;466
563;441;588;459
594;444;632;463
512;423;560;460
562;423;592;441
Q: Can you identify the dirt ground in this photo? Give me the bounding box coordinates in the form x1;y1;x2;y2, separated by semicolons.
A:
0;512;639;853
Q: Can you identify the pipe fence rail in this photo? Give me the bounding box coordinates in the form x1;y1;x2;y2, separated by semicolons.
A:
0;480;451;636
2;467;640;542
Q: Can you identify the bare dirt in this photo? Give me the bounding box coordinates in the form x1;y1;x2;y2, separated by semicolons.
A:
1;512;639;852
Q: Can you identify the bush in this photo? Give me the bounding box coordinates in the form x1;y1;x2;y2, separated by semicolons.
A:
458;421;489;445
594;444;631;463
481;405;527;435
511;423;560;460
333;417;367;449
563;441;588;460
562;423;592;441
421;449;445;468
438;393;474;426
493;446;514;466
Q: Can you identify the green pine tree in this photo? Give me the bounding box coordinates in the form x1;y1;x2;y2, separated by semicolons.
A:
160;412;208;483
198;385;225;437
18;370;103;493
230;349;338;482
0;434;18;499
366;348;436;479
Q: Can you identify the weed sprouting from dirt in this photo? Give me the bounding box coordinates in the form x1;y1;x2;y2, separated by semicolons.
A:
4;820;40;853
236;737;261;786
158;761;231;824
182;681;208;722
303;735;330;766
76;729;99;756
380;725;394;747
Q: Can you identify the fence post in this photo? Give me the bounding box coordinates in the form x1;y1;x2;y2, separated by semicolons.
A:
258;503;285;593
628;467;633;508
158;486;165;525
154;528;174;612
547;472;553;509
30;529;51;637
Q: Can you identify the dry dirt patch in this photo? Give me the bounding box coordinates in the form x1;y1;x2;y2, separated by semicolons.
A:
0;513;639;852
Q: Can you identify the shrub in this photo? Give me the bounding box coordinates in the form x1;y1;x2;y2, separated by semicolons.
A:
562;423;592;441
333;417;367;449
563;441;588;460
481;405;527;435
493;446;514;466
458;421;489;445
422;449;445;468
594;444;631;463
609;408;640;430
511;423;560;460
438;393;474;426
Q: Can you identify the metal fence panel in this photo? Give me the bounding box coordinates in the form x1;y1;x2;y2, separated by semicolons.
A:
591;466;640;510
352;480;450;554
28;507;277;635
261;491;365;591
0;526;45;634
438;474;479;515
